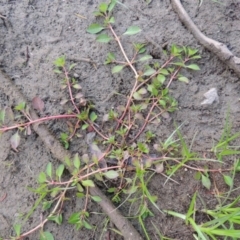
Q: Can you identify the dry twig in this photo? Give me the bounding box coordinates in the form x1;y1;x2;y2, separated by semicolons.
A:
0;14;6;19
171;0;240;78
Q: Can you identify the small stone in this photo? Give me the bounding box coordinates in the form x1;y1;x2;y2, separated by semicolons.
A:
201;88;219;105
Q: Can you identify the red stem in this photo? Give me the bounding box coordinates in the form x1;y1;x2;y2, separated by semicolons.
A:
63;66;80;114
0;114;77;132
166;58;189;88
108;24;138;78
129;98;159;143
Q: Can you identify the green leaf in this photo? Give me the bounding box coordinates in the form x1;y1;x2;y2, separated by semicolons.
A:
15;102;26;111
172;62;185;67
235;160;240;172
108;16;115;23
10;131;21;150
90;111;98;122
81;179;95;187
161;88;169;96
48;214;62;225
91;195;102;202
87;23;104;34
14;224;21;237
93;11;104;17
38;172;47;183
186;192;197;224
103;170;119;179
138;88;147;95
133;92;142;100
56;164;65;179
53;56;65;67
83;220;92;230
82;123;89;130
159;69;169;75
82;154;89;164
123;26;141;35
157;74;166;84
76;192;85;198
68;212;80;224
143;68;155;76
219;149;240;156
152;87;158;96
138;55;152;62
190;55;201;60
137;142;149;154
73;153;81;170
159;100;166;107
77;183;84;192
96;34;111;43
108;0;117;12
69;63;77;70
105;52;115;64
194;171;201;180
139;47;146;54
64;156;72;167
171;44;181;56
201;174;211;190
54;69;62;74
99;3;108;13
165;210;186;220
187;48;198;57
147;84;158;96
50;187;61;198
40;231;54;240
178;76;189;83
0;109;5;123
73;84;82;89
42;201;52;211
46;162;52;178
187;64;200;70
223;175;233;187
112;65;124;74
107;187;116;193
123;185;138;194
55;214;63;225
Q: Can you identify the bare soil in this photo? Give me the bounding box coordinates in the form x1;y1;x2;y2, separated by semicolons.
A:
1;0;240;239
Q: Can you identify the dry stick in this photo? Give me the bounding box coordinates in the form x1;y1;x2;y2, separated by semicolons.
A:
0;70;143;240
0;14;6;19
171;0;240;78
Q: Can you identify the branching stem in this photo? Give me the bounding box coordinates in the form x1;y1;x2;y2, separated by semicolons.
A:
0;114;76;132
63;66;80;114
108;24;139;78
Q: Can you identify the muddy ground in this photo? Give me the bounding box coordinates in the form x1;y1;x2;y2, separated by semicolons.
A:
1;0;240;239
